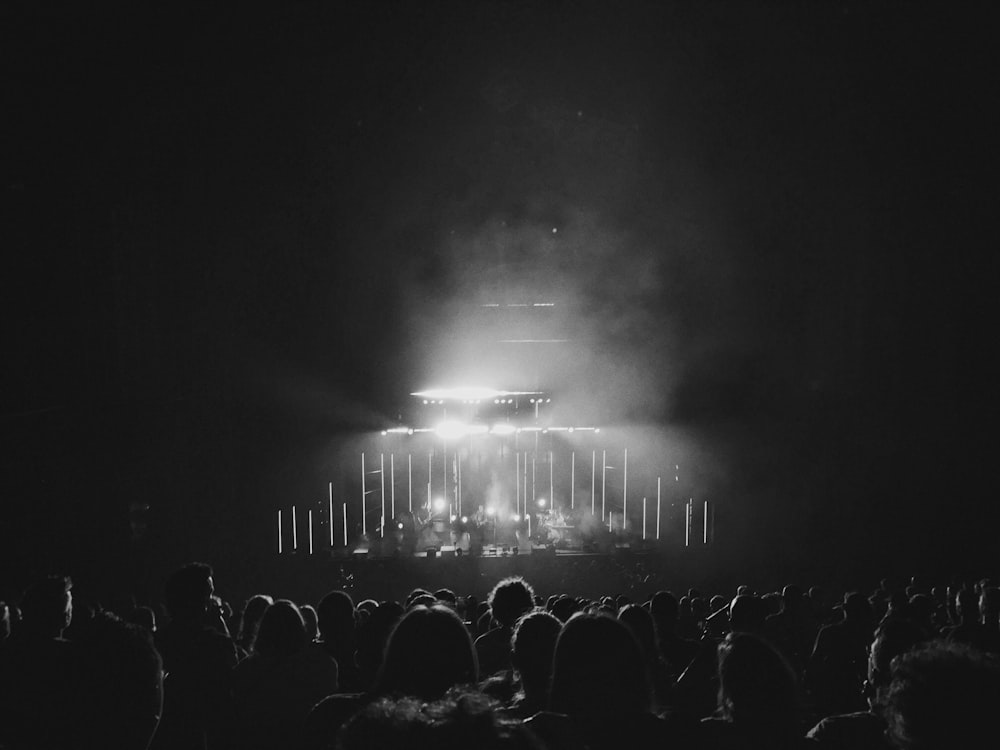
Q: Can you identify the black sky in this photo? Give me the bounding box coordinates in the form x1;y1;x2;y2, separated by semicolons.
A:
3;1;997;595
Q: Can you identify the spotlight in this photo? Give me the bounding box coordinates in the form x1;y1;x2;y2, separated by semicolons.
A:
529;398;535;403
398;522;404;529
407;428;414;435
486;506;496;516
512;513;521;522
461;516;468;523
546;399;551;403
494;399;499;404
491;423;516;436
381;431;387;436
433;498;447;512
450;514;457;522
423;400;428;405
537;498;547;508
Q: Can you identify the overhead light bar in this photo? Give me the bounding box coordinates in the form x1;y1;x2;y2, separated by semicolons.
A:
412;387;543;402
380;425;600;436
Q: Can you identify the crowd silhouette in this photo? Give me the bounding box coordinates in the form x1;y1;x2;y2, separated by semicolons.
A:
2;566;999;749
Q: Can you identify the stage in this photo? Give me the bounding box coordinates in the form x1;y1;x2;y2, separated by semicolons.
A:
252;543;736;609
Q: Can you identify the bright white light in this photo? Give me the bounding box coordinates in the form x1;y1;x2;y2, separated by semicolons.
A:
413;387;504;402
486;506;496;516
381;431;387;436
433;498;447;512
450;514;457;522
491;423;517;436
398;522;404;529
512;513;521;522
537;498;547;508
461;516;468;523
467;424;489;435
435;421;468;440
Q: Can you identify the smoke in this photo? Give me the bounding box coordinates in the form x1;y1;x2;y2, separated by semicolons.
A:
391;98;726;431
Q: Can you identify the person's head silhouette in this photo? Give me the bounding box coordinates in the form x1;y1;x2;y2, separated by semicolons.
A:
19;575;73;638
716;631;800;742
884;641;1000;749
488;577;535;629
253;599;308;658
549;612;651;716
376;604;478;700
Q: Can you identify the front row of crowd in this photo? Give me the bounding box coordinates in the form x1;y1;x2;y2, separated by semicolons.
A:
2;566;999;749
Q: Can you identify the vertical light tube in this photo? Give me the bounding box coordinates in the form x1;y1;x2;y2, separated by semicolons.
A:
390;454;396;522
516;452;521;515
591;451;596;515
277;510;283;554
685;500;691;547
292;505;298;551
601;450;607;521
380;453;385;538
704;500;709;544
343;503;348;546
531;454;536;506
408;453;413;512
457;452;462;515
549;451;553;510
643;497;647;540
361;453;367;536
523;452;527;511
427;453;432;511
656;477;661;541
623;448;628;531
308;510;314;555
328;482;334;547
571;451;575;509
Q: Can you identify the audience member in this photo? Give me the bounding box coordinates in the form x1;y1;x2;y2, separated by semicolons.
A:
235;593;273;657
316;589;361;692
650;590;700;678
529;611;672;750
70;611;164;750
376;603;478;700
0;575;76;749
231;599;338;750
806;591;874;719
697;631;807;749
883;640;1000;749
152;562;238;750
508;610;562;718
807;618;926;750
475;576;536;677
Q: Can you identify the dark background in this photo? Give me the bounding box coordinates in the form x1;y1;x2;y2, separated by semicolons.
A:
3;1;996;603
